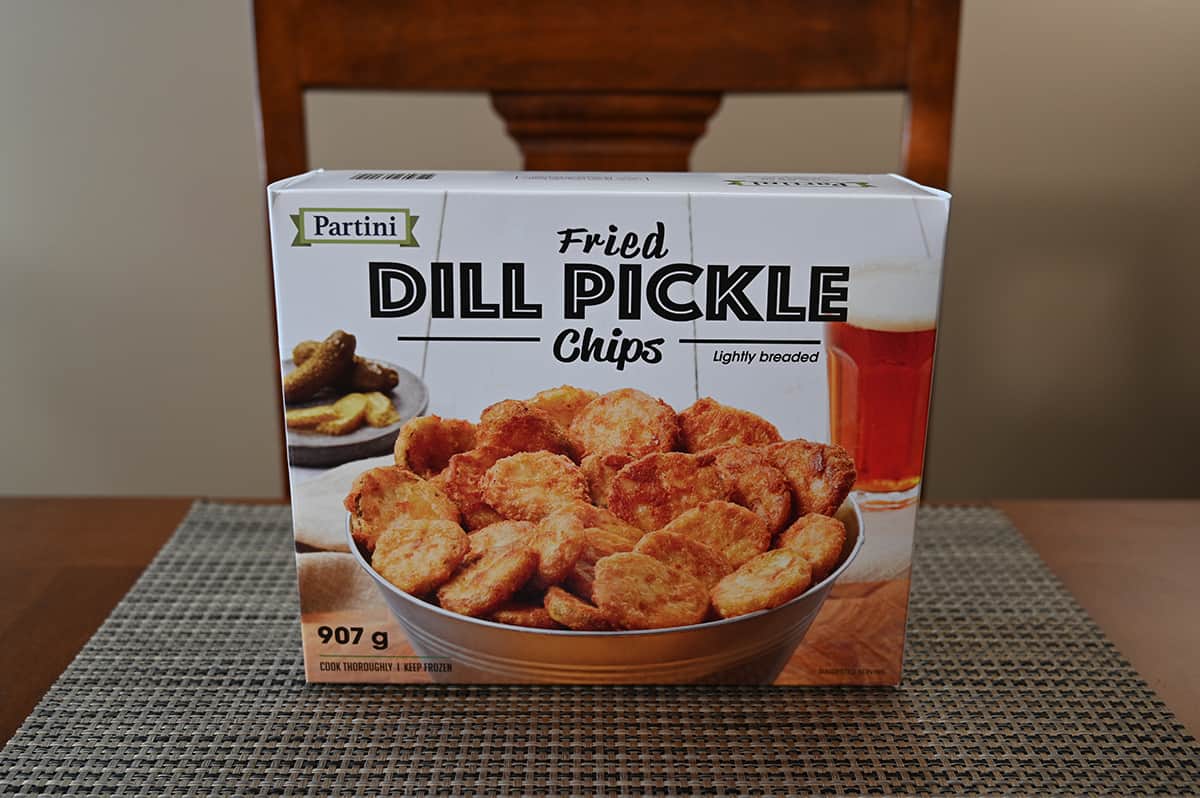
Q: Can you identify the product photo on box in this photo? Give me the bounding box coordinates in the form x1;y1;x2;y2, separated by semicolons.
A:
269;170;950;685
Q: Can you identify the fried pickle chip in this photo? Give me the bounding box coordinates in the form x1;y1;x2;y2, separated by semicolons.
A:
568;388;679;457
763;440;857;516
776;513;847;581
488;600;563;629
477;399;578;459
634;530;733;589
607;451;731;532
315;392;369;435
580;452;633;507
481;451;589;522
542;500;643;544
658;500;770;568
370;519;468;596
285;404;338;429
363;392;401;428
528;523;586;589
678;397;783;452
466;515;586;590
526;385;600;428
562;528;636;602
708;445;792;533
344;466;460;553
394;415;476;476
465;520;536;564
710;549;813;619
593;552;709;630
436;448;505;530
543;586;616;631
436;545;538;617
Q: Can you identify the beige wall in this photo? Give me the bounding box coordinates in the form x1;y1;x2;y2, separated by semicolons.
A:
2;0;1198;498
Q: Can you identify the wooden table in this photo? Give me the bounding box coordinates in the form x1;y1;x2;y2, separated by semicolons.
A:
1;499;1196;745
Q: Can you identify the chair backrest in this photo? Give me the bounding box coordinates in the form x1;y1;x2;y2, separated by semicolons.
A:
253;0;961;492
254;0;960;188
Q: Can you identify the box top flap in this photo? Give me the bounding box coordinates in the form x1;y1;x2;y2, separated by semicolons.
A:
269;170;949;200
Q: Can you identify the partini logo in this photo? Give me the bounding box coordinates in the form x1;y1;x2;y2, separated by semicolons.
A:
290;207;419;247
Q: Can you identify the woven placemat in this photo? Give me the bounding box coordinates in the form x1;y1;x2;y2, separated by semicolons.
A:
1;503;1197;795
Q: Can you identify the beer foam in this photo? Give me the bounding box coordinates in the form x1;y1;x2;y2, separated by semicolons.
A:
843;258;940;332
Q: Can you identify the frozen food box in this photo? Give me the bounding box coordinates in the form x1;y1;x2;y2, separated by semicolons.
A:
267;171;950;684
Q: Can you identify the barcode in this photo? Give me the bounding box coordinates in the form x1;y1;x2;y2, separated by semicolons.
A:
350;172;435;181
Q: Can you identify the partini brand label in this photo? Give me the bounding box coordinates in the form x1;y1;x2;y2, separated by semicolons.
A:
268;171;950;687
290;207;419;247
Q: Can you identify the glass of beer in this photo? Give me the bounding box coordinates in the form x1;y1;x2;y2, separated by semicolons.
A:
827;258;939;509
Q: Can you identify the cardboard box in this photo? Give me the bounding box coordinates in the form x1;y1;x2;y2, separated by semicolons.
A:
268;171;950;684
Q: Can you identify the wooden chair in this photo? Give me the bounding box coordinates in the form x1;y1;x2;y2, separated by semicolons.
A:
253;0;961;490
253;0;961;188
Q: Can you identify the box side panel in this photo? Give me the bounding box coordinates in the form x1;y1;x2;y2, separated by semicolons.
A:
270;187;450;682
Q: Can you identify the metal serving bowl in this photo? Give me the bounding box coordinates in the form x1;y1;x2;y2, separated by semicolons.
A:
347;499;864;684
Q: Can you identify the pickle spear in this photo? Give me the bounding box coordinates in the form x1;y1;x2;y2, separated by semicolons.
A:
283;330;356;402
292;338;399;393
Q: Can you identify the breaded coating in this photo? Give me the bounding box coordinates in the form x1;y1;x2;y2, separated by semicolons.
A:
291;340;323;365
526;385;599;428
607;452;731;532
293;339;400;393
544;586;616;631
593;552;709;630
465;520;536;564
436;545;538;617
562;528;636;602
477;399;578;459
568;388;679;457
435;448;505;530
394;415;477;477
344;357;399;393
707;445;792;533
711;549;813;619
371;519;468;596
776;513;847;582
469;513;586;589
344;466;460;553
351;386;859;631
528;523;586;589
315;392;368;436
488;600;563;629
658;500;770;568
634;530;733;589
481;451;589;522
285;405;338;429
541;500;643;544
763;440;857;516
678;397;783;452
580;452;633;508
363;392;401;428
284;330;356;402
